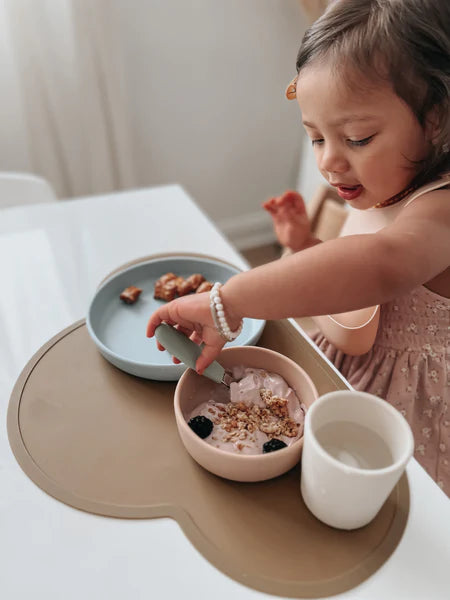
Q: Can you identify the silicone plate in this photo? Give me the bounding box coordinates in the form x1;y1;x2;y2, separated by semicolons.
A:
86;255;266;380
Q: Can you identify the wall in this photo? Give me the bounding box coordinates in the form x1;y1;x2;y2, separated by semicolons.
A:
113;0;308;249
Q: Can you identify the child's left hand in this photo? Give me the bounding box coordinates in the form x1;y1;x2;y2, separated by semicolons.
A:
262;190;312;251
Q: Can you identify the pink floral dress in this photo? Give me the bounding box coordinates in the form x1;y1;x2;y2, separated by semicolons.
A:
312;176;450;496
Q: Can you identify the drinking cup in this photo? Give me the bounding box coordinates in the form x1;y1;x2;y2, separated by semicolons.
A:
300;390;414;529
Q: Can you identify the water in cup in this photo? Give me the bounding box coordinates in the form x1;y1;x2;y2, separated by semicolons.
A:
315;421;393;470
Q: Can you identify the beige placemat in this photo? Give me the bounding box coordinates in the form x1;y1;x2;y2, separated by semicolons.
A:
8;319;409;598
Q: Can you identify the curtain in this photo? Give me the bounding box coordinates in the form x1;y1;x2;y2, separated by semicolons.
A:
1;0;136;198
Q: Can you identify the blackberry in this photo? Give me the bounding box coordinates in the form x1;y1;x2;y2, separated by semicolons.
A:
262;439;287;453
188;415;213;439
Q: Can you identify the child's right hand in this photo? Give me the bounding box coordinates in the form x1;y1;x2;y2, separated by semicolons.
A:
263;190;312;251
146;292;228;374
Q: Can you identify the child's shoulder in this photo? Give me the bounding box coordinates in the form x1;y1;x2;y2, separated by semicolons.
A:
403;173;450;208
399;183;450;224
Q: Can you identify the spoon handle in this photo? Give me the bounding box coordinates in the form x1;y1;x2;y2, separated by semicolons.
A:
155;323;227;385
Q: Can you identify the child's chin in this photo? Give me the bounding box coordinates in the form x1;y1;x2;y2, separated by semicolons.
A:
347;194;375;210
346;199;366;210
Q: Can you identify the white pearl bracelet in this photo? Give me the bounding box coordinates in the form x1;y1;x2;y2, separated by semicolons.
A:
209;282;243;342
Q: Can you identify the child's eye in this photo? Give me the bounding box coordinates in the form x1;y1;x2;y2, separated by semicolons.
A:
348;135;374;147
311;138;324;146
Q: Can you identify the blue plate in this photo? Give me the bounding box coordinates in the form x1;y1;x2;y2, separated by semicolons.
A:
86;254;266;380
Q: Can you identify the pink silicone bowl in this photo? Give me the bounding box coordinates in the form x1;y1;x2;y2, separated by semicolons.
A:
174;346;319;482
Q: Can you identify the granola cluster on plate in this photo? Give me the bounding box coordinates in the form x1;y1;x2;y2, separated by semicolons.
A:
119;272;212;304
154;272;213;301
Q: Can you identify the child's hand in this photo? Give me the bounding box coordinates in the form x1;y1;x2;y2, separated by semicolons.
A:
263;190;312;251
146;292;227;373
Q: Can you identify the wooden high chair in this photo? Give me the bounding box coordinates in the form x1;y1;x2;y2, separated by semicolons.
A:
306;183;348;241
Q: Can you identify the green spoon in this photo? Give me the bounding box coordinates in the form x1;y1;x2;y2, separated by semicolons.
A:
155;322;230;387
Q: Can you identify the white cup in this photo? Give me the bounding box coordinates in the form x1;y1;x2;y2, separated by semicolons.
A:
300;390;414;529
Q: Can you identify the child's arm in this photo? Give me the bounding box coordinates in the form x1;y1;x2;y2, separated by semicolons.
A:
147;190;450;372
223;190;450;320
223;190;450;319
272;190;375;354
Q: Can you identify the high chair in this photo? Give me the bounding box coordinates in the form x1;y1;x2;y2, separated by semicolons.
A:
305;183;348;240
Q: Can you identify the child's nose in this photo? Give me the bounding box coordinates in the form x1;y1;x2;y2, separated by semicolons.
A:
319;145;349;174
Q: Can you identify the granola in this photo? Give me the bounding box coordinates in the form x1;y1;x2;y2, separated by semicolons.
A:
212;396;299;443
154;272;212;301
187;367;305;455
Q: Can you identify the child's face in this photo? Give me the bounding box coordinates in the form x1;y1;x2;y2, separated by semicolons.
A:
297;61;432;209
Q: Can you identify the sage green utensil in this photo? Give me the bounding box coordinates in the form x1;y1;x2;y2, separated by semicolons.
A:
155;323;230;387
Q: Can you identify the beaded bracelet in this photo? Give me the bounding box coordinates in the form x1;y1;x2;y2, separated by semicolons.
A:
209;282;243;342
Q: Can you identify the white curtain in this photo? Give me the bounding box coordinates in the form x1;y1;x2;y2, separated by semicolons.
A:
0;0;136;198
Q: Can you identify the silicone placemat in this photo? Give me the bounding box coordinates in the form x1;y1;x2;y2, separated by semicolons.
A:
8;319;409;598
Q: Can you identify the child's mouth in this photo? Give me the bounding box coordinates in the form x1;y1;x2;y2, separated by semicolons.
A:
336;185;363;200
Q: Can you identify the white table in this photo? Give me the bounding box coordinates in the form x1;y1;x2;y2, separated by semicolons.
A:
1;185;449;600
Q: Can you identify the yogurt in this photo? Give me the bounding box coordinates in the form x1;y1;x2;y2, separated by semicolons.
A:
188;367;306;455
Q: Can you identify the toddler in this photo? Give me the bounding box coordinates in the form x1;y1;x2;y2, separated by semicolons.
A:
147;0;450;495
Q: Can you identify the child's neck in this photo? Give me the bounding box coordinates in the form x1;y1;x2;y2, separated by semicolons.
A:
374;181;421;209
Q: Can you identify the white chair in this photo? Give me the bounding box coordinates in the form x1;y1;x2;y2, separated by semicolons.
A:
0;172;58;209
